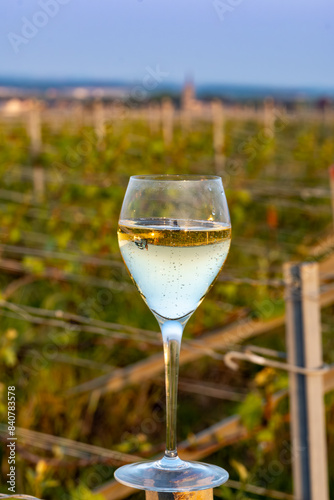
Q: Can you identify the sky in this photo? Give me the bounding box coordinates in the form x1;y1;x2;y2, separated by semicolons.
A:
1;0;334;88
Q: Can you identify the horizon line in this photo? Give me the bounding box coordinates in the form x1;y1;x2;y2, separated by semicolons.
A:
0;75;334;92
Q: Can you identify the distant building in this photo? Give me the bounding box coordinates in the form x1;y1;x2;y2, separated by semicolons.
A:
181;80;210;112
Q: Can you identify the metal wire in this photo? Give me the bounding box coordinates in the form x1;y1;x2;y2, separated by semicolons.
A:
0;257;131;291
0;424;141;464
0;300;157;337
0;302;161;346
2;166;333;199
0;243;122;267
224;349;332;375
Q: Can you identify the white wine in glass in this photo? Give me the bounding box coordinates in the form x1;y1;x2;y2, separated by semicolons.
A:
115;175;231;492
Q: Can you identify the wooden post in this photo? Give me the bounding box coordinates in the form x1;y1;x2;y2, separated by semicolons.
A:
148;103;160;135
180;109;192;135
329;165;334;232
263;97;275;138
28;99;42;156
284;262;329;500
146;490;213;500
27;100;45;201
162;98;174;147
73;103;85;129
93;100;105;147
211;100;225;172
110;102;123;135
32;166;45;202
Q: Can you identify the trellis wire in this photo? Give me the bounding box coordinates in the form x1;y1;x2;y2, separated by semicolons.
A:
0;423;141;464
0;299;158;337
0;243;122;267
1;173;332;199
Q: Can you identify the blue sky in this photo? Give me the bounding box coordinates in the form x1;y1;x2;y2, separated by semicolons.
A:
1;0;334;87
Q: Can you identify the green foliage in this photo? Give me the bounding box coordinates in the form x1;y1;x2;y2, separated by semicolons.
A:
216;485;235;500
0;328;18;367
230;458;249;481
25;461;59;498
0;114;333;499
67;484;106;500
238;393;263;431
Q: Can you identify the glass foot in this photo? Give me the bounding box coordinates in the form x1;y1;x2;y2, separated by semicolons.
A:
114;455;229;492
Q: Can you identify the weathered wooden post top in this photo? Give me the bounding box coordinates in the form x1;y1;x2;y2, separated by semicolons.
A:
145;490;213;500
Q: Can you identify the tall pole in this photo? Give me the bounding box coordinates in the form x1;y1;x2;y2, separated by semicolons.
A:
284;262;329;500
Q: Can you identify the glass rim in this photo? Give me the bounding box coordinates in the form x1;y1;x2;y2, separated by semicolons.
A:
130;174;222;182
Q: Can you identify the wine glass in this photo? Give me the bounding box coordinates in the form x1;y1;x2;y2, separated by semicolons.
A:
114;175;231;492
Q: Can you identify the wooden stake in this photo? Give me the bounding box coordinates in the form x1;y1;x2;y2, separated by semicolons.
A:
27;100;45;201
284;262;329;500
110;102;123;135
93;100;105;147
211;100;225;172
148;103;160;135
73;103;85;128
263;97;275;138
28;100;42;156
32;166;45;202
146;489;213;500
162;98;174;147
180;109;192;135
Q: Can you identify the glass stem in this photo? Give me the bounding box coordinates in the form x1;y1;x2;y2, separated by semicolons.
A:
161;320;183;459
